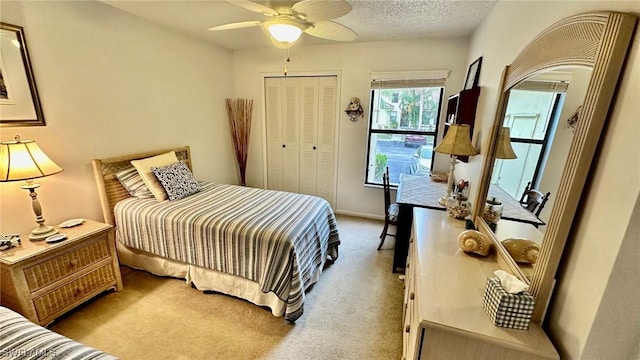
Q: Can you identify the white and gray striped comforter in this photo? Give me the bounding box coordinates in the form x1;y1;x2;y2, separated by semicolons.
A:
0;306;117;360
114;182;340;321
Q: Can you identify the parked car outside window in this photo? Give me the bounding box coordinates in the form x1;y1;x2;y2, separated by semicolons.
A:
410;145;433;175
404;135;427;147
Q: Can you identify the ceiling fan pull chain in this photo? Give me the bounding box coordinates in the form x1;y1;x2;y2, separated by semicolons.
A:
283;48;291;77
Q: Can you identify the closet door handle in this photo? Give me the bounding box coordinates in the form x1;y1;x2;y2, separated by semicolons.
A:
282;144;286;148
313;146;316;150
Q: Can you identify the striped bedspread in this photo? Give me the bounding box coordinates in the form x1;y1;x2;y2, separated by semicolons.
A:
114;182;340;321
0;306;117;360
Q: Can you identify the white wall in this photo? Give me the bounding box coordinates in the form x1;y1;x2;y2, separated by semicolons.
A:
469;1;640;358
537;68;591;227
0;1;236;233
233;38;470;218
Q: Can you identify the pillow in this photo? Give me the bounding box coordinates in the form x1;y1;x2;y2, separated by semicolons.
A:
114;167;154;199
130;151;179;201
151;161;199;201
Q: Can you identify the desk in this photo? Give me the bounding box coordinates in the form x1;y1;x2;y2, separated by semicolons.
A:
392;174;544;272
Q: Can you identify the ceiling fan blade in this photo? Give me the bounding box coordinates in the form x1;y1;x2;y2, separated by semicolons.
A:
305;21;357;41
227;0;279;16
292;0;351;22
208;20;262;31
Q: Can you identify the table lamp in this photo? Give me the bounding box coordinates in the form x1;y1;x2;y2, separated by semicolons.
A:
485;127;518;227
434;124;478;205
494;127;517;159
0;135;63;240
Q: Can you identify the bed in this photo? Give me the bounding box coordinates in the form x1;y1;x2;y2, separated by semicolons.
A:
92;146;340;322
0;306;117;359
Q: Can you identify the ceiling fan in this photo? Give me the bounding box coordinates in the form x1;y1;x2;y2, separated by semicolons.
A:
208;0;358;49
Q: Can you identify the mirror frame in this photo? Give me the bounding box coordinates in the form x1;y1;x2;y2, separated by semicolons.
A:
472;12;637;322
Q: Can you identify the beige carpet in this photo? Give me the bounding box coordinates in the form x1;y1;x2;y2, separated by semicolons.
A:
51;215;403;360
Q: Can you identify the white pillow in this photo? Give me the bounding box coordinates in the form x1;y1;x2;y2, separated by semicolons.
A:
130;151;178;201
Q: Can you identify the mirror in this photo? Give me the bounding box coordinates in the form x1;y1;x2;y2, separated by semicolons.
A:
488;67;592;279
472;12;637;322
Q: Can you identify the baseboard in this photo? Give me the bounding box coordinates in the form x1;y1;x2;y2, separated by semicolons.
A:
334;209;384;221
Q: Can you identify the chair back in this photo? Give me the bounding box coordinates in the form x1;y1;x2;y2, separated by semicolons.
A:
520;181;551;216
383;167;392;217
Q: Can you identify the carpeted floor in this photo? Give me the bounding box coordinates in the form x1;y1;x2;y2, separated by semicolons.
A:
50;215;403;360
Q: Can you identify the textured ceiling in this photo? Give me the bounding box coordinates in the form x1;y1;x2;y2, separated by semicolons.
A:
100;0;498;50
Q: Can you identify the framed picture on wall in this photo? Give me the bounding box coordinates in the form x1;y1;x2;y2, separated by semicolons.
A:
0;22;46;127
463;56;483;90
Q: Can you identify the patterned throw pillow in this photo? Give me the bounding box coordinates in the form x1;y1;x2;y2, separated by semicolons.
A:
114;167;154;199
151;161;200;201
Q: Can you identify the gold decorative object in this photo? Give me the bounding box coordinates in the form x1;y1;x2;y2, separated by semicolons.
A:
458;230;491;256
429;171;448;182
501;238;540;264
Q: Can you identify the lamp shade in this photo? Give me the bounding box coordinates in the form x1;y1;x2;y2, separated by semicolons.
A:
494;127;517;159
0;136;62;181
265;20;306;49
434;124;478;156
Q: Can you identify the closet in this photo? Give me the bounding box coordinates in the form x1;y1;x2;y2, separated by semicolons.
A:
264;76;338;206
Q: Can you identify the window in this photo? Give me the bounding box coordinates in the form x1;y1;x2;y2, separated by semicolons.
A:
491;84;566;198
365;72;447;186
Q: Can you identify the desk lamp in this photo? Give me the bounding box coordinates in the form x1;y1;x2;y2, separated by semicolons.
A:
434;124;478;205
0;135;62;240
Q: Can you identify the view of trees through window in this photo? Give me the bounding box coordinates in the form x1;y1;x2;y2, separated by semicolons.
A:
366;87;443;186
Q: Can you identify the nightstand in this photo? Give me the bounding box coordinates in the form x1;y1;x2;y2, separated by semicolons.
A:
0;220;122;326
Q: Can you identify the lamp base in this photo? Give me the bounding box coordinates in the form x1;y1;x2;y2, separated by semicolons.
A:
438;195;449;206
29;225;58;241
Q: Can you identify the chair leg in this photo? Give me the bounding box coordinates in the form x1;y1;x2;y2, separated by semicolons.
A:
377;233;387;251
378;221;390;250
379;221;388;239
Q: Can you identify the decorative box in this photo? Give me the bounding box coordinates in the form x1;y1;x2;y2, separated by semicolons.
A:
481;277;535;330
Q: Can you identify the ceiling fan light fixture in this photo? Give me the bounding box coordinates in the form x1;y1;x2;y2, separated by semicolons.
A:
268;23;303;43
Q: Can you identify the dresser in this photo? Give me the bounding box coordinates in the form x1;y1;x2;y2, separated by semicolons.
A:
402;208;558;359
0;220;122;326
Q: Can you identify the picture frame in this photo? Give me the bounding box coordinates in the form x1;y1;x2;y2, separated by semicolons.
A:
0;22;46;127
463;56;483;90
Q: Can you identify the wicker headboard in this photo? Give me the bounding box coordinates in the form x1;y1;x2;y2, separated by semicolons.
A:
91;146;192;226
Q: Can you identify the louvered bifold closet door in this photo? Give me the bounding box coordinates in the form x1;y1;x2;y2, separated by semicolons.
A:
265;78;285;190
299;77;319;196
265;76;337;206
281;78;301;193
315;77;337;204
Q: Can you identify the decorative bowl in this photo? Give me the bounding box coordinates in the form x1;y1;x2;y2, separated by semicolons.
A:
430;171;448;182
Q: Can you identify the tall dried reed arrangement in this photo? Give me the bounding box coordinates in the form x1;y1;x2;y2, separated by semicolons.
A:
225;98;253;186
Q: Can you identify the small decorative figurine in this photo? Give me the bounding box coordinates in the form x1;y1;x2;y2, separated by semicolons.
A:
458;230;491;256
344;97;363;121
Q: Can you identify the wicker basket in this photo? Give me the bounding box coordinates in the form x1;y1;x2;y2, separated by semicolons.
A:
430;171;448;182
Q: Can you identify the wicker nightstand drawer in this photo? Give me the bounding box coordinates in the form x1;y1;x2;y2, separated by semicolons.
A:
33;264;116;322
24;235;110;292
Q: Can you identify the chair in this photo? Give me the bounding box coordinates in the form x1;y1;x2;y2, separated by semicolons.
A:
519;181;551;217
378;167;399;250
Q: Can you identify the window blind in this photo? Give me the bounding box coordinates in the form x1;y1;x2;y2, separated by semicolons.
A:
370;70;449;89
513;80;569;92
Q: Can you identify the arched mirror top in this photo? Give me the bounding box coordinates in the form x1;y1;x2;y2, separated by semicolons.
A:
505;12;616;89
472;11;637;323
